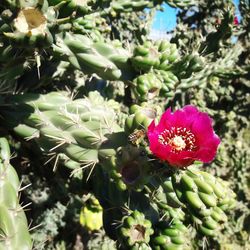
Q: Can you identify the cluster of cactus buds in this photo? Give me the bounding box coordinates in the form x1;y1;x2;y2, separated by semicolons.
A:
172;167;236;236
151;220;190;250
125;102;161;135
131;40;179;72
132;72;163;101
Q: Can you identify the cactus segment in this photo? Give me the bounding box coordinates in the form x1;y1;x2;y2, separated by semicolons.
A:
172;54;204;79
73;14;111;36
0;138;32;250
57;32;134;80
153;177;183;210
151;220;190;250
0;91;126;175
155;70;179;98
172;168;236;212
171;167;236;237
110;0;161;13
50;0;91;17
165;0;199;9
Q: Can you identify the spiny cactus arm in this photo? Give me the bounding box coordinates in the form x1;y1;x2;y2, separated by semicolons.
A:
176;44;244;90
0;138;32;250
54;32;136;81
165;0;199;8
0;91;127;176
90;0;165;15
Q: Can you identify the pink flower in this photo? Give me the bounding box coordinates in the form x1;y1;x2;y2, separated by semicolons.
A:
147;106;220;168
233;16;239;25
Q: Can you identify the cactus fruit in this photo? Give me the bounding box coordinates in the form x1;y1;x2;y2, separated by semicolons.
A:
0;138;32;250
102;145;151;191
3;7;53;48
118;210;154;249
80;195;103;231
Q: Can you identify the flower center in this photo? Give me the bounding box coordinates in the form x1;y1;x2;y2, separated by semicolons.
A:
158;126;197;153
171;135;186;151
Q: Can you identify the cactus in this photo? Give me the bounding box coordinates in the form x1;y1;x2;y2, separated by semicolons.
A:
118;210;154;249
48;0;91;17
0;138;32;250
171;167;236;239
80;195;103;231
131;72;163;101
0;0;248;248
54;32;134;80
165;0;198;8
155;70;179;99
3;7;53;48
151;220;190;250
125;102;161;135
0;91;125;171
131;40;179;73
102;145;151;191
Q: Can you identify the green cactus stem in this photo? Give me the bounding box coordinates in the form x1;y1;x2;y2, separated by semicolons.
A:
171;166;236;237
0;91;127;176
151;219;190;250
0;138;32;250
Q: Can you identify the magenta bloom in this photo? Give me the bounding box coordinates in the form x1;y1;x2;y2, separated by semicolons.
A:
147;105;220;168
233;16;239;25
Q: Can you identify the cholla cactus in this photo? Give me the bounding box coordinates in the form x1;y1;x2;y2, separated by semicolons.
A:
0;138;32;250
0;0;248;249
